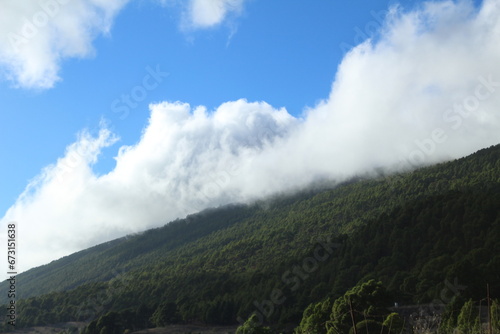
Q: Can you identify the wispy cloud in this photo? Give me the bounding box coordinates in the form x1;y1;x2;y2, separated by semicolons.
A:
2;0;500;272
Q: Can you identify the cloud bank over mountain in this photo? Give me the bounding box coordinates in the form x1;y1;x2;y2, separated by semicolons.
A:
2;0;500;272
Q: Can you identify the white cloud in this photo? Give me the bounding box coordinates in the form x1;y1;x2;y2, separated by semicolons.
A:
2;0;500;272
0;0;248;89
185;0;245;28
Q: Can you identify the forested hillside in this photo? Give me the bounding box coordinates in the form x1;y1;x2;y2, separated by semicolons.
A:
1;144;499;333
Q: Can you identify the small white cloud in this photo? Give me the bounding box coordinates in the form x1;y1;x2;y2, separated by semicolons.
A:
186;0;245;28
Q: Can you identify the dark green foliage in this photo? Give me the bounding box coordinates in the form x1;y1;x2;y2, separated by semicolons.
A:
492;299;500;334
326;280;392;334
353;319;383;334
1;144;499;333
150;302;181;327
236;314;272;334
295;298;333;334
456;300;481;334
297;280;403;334
382;313;405;334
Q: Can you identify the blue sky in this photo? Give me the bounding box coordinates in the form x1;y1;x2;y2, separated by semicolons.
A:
1;0;499;272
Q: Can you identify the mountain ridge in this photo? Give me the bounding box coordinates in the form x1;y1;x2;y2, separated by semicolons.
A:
1;143;499;333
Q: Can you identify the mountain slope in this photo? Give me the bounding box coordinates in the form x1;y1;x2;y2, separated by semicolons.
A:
1;144;499;332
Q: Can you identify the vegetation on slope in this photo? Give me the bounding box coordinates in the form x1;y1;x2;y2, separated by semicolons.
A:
1;144;499;333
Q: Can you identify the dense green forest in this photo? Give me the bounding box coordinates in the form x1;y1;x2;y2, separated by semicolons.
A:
1;144;499;334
